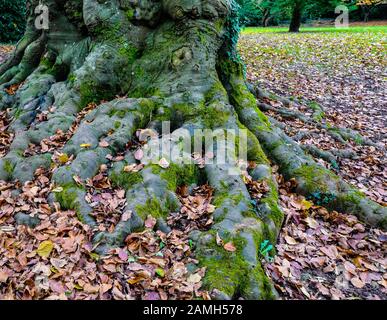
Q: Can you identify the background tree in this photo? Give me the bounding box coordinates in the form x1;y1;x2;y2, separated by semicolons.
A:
0;0;385;300
357;0;386;21
289;0;306;32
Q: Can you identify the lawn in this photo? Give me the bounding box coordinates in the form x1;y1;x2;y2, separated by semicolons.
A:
242;25;387;34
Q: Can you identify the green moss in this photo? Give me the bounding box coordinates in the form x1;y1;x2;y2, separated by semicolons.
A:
213;191;245;208
205;81;228;102
138;98;156;112
126;9;135;21
68;73;77;84
3;159;15;175
214;19;224;33
79;80;114;109
201;103;230;129
117;110;126;118
109;170;143;190
135;197;169;220
245;126;268;162
260;198;284;232
308;101;325;122
54;184;78;209
40;57;54;69
153;163;198;191
340;190;363;205
54;183;86;223
118;43;138;63
197;232;276;299
294;164;339;194
352;134;364;145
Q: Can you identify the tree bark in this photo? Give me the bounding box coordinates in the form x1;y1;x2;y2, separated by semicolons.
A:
0;0;386;300
289;0;304;33
262;9;271;27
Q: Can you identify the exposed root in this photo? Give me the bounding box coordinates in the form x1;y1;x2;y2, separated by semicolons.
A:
194;161;279;299
180;122;283;299
300;144;357;168
256;99;380;148
93;162;184;255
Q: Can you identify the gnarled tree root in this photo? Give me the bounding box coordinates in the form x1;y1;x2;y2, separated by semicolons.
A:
1;0;386;301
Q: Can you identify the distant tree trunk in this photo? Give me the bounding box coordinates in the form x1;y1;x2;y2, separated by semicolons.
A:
289;0;304;32
362;6;371;22
261;9;271;27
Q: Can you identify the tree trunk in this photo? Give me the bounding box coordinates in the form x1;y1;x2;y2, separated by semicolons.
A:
261;9;271;27
362;7;371;22
289;0;304;33
0;0;386;300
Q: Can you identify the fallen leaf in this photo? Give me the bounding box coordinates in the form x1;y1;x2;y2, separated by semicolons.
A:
155;268;165;278
158;158;170;169
351;277;365;289
187;273;201;284
304;217;319;229
285;235;297;245
134;149;144;161
224;242;236;252
144;215;157;229
99;140;109;148
37;240;54;258
216;232;224;246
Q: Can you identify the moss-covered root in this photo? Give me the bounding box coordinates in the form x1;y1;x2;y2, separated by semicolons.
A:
253;90;379;148
222;61;387;230
54;183;97;227
244;107;386;229
0;26;39;77
194;162;278;300
293;165;387;229
0;34;46;88
93;162;198;255
48;98;157;231
0;97;155;183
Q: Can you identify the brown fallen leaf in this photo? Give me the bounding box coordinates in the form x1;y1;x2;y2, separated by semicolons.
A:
351;277;365;289
144;215;157;229
285;235;297;245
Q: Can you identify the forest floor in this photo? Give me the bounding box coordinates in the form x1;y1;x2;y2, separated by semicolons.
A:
0;26;386;300
239;26;386;299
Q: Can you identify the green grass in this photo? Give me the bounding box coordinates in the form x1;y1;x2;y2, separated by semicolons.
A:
242;25;387;34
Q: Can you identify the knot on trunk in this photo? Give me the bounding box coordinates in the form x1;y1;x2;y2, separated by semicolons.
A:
171;46;193;70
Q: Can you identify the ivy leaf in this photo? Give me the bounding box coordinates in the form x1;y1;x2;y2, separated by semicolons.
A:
155;268;165;278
